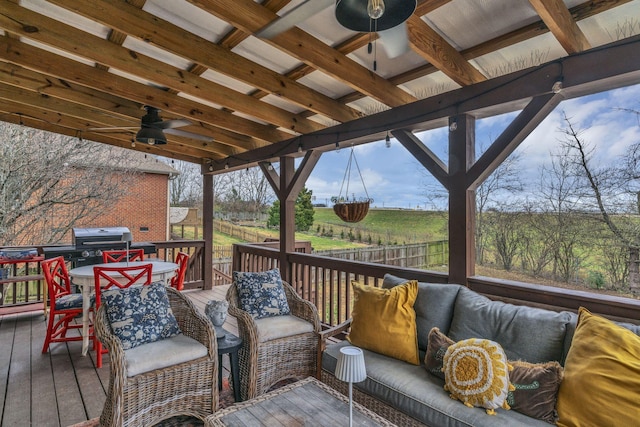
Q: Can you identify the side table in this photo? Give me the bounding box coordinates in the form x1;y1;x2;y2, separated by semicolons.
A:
217;330;243;403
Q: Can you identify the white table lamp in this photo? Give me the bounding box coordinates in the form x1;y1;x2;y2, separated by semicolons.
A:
335;346;366;427
122;232;133;266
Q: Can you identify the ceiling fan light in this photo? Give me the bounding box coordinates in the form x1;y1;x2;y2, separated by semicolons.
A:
368;0;385;19
336;0;415;32
136;126;167;145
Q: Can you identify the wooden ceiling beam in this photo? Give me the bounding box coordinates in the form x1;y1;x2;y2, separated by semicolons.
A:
189;0;417;107
218;0;293;49
2;2;325;136
528;0;592;54
214;35;640;171
0;62;260;153
0;62;144;119
407;15;487;86
0;66;262;155
0;108;211;164
49;0;361;124
339;0;626;105
0;35;286;146
248;0;453;103
0;91;234;158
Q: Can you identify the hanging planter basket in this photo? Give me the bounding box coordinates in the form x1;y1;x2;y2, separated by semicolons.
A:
331;147;373;223
332;199;371;223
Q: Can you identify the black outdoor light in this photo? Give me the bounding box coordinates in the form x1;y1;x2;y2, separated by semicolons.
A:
135;125;167;145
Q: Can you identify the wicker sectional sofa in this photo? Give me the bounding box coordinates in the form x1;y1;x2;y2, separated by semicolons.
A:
320;274;640;427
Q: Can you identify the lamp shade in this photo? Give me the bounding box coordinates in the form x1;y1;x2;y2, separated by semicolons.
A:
122;232;133;242
335;0;416;32
335;346;367;383
135;126;167;145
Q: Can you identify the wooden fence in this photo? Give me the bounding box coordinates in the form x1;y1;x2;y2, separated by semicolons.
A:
172;221;275;243
315;241;448;269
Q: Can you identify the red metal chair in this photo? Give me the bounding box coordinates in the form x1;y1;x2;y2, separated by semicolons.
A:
170;252;189;291
102;249;144;263
41;256;86;353
93;263;153;368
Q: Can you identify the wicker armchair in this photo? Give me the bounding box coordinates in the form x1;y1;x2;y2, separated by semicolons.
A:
227;280;320;401
95;286;218;427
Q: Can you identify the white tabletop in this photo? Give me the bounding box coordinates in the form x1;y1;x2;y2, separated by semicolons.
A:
69;260;178;280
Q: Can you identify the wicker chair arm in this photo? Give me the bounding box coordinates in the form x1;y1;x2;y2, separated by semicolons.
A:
282;281;321;332
95;305;127;403
166;287;217;358
226;282;259;347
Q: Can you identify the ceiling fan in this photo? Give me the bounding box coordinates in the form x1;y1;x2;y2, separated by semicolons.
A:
89;105;212;145
257;0;417;61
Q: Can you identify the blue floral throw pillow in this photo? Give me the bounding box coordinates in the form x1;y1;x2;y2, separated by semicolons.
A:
102;282;181;350
234;268;291;319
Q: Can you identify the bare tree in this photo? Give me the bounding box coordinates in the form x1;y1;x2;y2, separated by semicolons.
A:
487;204;524;271
419;140;523;264
475;149;523;264
168;160;202;206
535;141;590;282
559;110;640;292
0;123;139;245
217;167;274;219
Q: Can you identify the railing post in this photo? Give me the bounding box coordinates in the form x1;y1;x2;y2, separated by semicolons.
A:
203;173;214;290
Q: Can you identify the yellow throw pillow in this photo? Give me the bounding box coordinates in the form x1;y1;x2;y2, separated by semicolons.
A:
347;280;419;365
556;307;640;427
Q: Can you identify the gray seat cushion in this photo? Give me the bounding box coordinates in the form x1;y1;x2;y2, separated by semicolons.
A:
323;341;549;427
124;333;209;377
382;274;461;351
254;314;314;342
448;287;574;364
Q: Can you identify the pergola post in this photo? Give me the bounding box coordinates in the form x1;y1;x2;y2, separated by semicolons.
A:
202;172;214;290
448;114;476;285
279;156;296;282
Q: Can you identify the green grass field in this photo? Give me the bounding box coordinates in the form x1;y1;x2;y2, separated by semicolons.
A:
312;207;448;245
175;207;447;249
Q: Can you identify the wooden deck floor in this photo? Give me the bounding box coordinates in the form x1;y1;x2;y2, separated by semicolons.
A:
0;285;234;427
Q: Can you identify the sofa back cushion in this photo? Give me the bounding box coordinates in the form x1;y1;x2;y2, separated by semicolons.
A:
382;274;461;352
448;287;574;364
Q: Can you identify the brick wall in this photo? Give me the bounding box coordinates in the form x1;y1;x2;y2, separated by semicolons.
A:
75;172;169;243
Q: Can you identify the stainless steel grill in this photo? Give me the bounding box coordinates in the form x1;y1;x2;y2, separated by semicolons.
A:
43;227;156;267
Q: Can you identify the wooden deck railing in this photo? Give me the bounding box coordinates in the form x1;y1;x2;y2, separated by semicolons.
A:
0;256;45;307
232;243;640;325
153;240;206;290
0;240;210;309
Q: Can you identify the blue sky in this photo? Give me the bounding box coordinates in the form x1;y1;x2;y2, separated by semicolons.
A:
305;83;640;209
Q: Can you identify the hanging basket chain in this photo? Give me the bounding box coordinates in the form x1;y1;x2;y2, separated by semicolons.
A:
351;147;371;201
336;147;371;202
332;147;373;223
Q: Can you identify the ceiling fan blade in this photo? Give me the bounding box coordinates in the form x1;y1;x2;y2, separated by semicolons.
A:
164;128;213;142
378;22;410;58
89;126;138;131
256;0;334;39
158;118;192;129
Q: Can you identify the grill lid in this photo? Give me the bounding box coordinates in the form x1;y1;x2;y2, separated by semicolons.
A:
72;227;130;249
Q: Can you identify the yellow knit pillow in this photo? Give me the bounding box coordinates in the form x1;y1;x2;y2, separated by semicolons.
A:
443;338;514;415
556;307;640;427
347;280;419;365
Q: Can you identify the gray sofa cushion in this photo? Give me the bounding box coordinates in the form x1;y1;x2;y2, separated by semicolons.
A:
323;341;549;427
448;287;574;364
382;273;461;351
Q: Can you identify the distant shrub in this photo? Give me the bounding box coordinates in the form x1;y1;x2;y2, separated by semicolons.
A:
587;271;605;289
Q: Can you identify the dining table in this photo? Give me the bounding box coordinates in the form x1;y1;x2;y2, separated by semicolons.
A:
68;260;178;356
